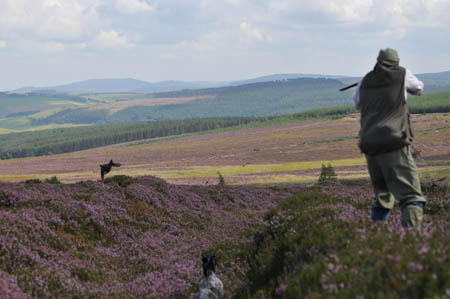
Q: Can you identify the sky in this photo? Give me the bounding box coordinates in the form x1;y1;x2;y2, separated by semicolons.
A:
1;0;450;91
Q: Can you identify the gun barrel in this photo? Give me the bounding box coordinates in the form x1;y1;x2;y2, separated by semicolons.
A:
339;82;358;92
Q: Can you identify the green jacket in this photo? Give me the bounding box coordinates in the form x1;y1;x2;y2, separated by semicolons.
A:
358;63;413;155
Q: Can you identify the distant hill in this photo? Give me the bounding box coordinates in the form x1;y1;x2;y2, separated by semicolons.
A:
30;78;351;125
12;78;228;94
417;70;450;85
3;70;450;131
229;73;350;86
337;70;450;87
10;70;450;94
6;76;450;129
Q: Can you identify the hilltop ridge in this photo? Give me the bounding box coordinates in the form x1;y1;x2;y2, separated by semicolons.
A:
9;70;450;94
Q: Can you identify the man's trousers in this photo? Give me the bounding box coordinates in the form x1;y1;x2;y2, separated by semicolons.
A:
365;146;426;228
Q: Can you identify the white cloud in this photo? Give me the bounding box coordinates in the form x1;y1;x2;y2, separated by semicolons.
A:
0;0;449;90
316;0;374;23
179;31;222;52
93;30;132;49
73;42;88;50
265;0;450;27
0;0;102;40
115;0;154;14
422;0;450;27
239;22;272;43
42;41;66;52
224;0;241;5
267;0;374;24
11;39;68;53
176;22;272;54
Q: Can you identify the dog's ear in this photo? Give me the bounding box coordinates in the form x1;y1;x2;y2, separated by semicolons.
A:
202;254;209;264
210;255;217;272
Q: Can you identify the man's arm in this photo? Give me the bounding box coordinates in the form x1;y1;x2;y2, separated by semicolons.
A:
405;69;424;96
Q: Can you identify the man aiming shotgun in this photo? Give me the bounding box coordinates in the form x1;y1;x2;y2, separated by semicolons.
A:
349;48;426;229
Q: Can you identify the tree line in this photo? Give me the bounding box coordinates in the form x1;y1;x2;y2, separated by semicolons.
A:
0;117;261;160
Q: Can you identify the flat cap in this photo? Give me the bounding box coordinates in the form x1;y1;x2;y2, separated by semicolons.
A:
377;48;399;63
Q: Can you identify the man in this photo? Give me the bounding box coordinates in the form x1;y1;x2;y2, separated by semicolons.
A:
352;48;426;229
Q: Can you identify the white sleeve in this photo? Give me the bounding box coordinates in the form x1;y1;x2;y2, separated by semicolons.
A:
352;80;362;109
405;69;424;96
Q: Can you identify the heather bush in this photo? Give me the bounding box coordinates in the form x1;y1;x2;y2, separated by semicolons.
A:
24;179;42;184
104;174;136;187
0;176;448;298
0;270;29;298
0;176;301;297
233;182;450;298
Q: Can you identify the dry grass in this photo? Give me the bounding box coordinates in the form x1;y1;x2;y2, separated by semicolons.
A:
88;95;215;115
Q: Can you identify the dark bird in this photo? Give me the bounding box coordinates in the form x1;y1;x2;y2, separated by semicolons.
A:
437;177;447;182
100;160;121;181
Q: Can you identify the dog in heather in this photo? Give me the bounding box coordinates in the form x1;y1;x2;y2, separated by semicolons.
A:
198;254;224;299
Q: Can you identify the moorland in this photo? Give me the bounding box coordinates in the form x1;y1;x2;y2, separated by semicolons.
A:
0;112;448;185
0;73;450;298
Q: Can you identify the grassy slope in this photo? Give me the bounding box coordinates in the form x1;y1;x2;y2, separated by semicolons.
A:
0;93;91;130
0;113;448;185
0;105;354;160
0;93;87;116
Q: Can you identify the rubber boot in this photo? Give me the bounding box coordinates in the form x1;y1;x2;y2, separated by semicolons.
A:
371;206;390;222
401;202;424;229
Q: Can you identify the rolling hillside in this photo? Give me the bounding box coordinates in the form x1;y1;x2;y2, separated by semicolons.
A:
2;71;450;132
0;112;448;185
26;78;352;126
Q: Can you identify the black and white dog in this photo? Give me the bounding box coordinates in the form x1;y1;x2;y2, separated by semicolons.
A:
198;254;224;299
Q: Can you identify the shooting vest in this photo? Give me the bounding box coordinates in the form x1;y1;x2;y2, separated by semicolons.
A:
358;63;413;155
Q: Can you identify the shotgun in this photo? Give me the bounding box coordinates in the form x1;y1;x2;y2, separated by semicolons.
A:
339;82;358;92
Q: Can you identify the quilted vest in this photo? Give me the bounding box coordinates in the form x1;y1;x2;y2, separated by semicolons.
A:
358;63;413;155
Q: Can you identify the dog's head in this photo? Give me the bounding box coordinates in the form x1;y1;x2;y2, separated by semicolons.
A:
202;254;217;277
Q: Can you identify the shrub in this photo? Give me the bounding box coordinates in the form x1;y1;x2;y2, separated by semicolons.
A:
218;172;225;186
45;176;61;184
24;179;42;184
233;184;450;299
318;163;337;184
103;175;136;187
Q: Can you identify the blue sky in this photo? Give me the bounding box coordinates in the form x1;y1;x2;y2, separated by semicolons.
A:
1;0;449;90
